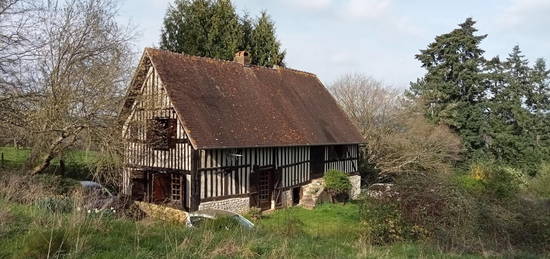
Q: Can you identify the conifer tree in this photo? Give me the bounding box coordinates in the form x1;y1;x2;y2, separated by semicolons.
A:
250;12;285;67
408;18;488;156
207;0;241;60
160;0;286;67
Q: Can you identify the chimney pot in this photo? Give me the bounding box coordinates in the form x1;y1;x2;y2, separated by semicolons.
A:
234;51;250;66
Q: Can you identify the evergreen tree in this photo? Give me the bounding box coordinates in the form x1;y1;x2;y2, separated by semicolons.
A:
160;0;286;67
207;0;241;60
408;18;488;156
160;0;212;56
486;47;532;166
250;12;286;67
238;13;253;52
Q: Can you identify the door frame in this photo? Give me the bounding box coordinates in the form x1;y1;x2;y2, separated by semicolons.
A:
250;166;276;210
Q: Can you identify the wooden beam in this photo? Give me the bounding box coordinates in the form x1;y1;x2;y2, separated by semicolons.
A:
190;149;201;211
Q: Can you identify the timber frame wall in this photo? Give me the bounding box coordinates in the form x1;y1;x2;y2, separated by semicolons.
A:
122;64;361;211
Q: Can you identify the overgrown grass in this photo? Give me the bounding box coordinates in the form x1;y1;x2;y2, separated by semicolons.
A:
0;199;493;258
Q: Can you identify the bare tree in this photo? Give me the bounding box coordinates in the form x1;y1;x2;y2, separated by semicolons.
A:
0;0;42;145
0;0;135;176
330;73;463;175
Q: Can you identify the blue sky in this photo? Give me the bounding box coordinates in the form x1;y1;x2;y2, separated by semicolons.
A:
118;0;550;88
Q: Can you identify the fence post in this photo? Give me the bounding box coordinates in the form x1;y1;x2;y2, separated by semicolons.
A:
1;152;4;168
59;159;65;176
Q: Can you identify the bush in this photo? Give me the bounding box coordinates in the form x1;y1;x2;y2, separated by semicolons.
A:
466;161;524;200
392;173;478;251
482;166;523;200
525;162;550;199
324;170;351;201
359;198;412;245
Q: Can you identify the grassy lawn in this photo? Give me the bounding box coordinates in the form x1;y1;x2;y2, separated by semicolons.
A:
0;199;487;259
0;147;95;179
0;146;97;166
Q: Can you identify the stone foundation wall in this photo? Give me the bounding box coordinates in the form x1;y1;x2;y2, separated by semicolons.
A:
198;197;250;214
280;189;294;208
349;175;361;200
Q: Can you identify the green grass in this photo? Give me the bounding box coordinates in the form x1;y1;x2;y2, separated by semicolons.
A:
0;146;97;165
0;146;96;179
0;199;496;259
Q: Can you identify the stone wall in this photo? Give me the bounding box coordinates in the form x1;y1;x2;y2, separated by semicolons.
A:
280;189;294;208
198;197;250;214
349;175;361;200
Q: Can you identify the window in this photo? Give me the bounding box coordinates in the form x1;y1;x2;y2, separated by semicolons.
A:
146;117;176;150
328;145;348;161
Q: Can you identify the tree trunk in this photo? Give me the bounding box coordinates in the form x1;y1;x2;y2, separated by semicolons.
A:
30;151;56;175
30;127;82;175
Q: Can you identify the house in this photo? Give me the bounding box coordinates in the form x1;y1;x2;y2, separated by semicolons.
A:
120;48;364;213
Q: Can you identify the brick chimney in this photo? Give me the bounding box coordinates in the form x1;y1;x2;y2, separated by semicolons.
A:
234;51;250;66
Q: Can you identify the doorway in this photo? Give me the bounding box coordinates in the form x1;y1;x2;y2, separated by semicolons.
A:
151;173;171;204
292;187;300;205
310;146;325;178
257;169;273;210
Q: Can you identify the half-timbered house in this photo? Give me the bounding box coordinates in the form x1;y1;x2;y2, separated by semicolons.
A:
120;48;364;213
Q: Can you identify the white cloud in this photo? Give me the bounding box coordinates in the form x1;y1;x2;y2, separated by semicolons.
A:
341;0;391;20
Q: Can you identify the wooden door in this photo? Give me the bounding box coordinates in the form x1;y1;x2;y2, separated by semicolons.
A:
152;173;171;203
257;170;273;210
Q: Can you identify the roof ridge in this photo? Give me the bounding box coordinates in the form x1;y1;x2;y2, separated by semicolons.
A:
145;47;317;78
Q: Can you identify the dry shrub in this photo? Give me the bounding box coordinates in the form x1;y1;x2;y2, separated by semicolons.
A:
0;171;57;203
374;113;463;174
330;73;463;176
360;173;478;251
393;173;478;251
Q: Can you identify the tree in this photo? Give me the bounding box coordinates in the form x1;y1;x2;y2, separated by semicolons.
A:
408;18;488;157
250;11;285;67
0;0;42;148
208;0;241;60
160;0;286;67
410;18;550;174
160;0;212;56
330;73;463;176
0;0;134;176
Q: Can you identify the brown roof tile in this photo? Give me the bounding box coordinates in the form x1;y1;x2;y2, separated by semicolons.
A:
126;48;363;149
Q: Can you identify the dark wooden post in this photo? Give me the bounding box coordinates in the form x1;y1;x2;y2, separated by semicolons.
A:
190;149;201;212
1;152;4;168
59;159;66;176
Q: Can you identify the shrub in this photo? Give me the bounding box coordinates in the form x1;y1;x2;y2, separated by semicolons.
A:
466;161;524;200
525;162;550;199
324;170;352;201
359;198;410;245
482;166;522;200
392;173;478;251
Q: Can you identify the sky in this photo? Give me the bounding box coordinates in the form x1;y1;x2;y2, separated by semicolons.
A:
117;0;550;89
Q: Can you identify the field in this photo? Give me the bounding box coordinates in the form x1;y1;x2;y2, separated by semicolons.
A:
0;199;484;259
0;147;95;179
1;147;547;258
